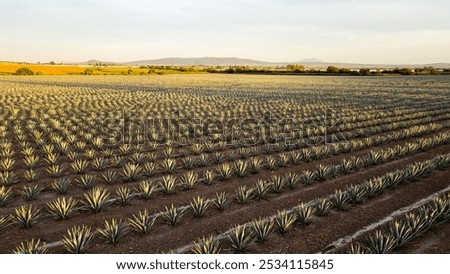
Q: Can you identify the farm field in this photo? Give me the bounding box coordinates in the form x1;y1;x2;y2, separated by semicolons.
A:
0;74;449;254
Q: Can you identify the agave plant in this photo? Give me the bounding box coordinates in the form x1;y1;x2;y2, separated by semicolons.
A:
82;187;111;212
330;190;349;211
251;218;273;243
274;210;296;235
128;209;157;235
248;157;263;173
0;215;11;231
18;184;44;200
212;152;223;164
198;154;209;167
253;179;270;200
159;175;177;195
121;163;142;181
161;158;177;174
265;156;277;170
115;187;134;206
52;178;71;194
347;244;367;254
97;218;129;244
213;192;229;211
363;230;396;254
179;171;199;190
284;172;301;190
137;180;157;200
12;205;41;228
296;203;316;225
76;174;97;189
217;163;234;180
23;155;40;169
203;170;215;185
162;204;186;226
91;157;109;171
227;225;254;253
314;198;333;216
0;158;15;172
46;164;65;178
23;169;39;182
14;239;48;254
71;159;90;174
192;235;221;254
235;185;253;204
47;197;79;220
0;186;13;206
182;156;196;170
190;196;211;218
315;164;333;181
301;170;316;185
130;153;146;164
143;162;159;177
347;184;366;203
63;225;95;254
385;220;414;247
234;160;249;177
270;175;285;194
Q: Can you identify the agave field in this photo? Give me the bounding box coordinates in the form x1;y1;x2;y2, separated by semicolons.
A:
0;74;449;254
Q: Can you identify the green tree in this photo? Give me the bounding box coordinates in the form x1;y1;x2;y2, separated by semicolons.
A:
359;68;370;76
326;66;340;73
286;64;305;73
14;67;34;75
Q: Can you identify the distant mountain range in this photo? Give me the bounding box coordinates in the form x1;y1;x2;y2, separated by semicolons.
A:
80;57;450;68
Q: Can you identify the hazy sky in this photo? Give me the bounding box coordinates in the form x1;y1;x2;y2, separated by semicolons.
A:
1;0;449;64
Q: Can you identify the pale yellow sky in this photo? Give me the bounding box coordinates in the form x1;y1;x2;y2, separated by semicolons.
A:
1;0;449;64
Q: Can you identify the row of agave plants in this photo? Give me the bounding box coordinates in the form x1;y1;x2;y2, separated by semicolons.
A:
347;192;449;254
1;94;448;168
189;153;450;254
1;127;448;222
1;87;447;157
1;105;447;186
1;129;449;229
3;142;449;254
1;103;448;167
0;120;446;208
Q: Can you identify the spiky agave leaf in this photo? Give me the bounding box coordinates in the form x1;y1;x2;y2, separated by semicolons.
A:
213;192;229;211
82;187;111;212
330;190;349;211
63;225;95;254
274;210;296;235
12;205;41;228
14;239;48;254
296;203;316;225
51;178;71;194
0;186;13;206
253;179;270;200
162;204;186;226
97;218;129;244
18;184;44;200
363;230;396;254
128;209;156;234
192;235;221;254
179;171;199;190
251;218;273;243
190;196;210;218
0;215;11;231
227;225;254;253
138;180;157;200
115;187;134;206
235;185;253;204
47;196;79;220
159;175;177;195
